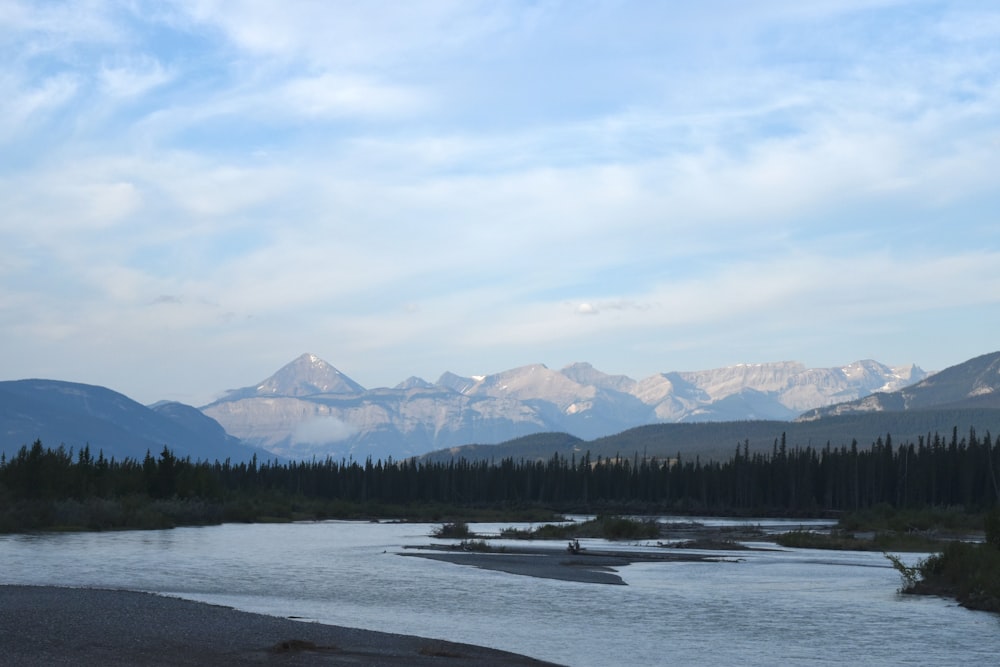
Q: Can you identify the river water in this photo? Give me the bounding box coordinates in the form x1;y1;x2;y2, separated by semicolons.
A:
1;518;998;666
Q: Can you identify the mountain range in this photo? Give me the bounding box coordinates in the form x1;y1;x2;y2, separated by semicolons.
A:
424;350;1000;464
5;351;1000;465
201;353;927;460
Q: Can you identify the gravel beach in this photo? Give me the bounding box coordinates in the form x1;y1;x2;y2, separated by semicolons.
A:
0;585;561;666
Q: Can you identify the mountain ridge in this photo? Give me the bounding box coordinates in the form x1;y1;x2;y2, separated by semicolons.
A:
798;351;1000;420
0;379;268;462
419;354;1000;463
201;353;930;460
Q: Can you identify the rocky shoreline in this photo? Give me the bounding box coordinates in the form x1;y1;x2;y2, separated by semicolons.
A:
0;585;561;666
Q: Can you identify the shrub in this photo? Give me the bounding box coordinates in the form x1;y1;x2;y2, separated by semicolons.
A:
885;552;920;590
888;541;1000;613
594;515;660;540
499;516;659;541
458;539;499;552
433;521;472;538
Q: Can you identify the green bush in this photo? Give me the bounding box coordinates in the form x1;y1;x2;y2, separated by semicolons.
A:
458;539;500;552
433;521;472;538
889;540;1000;613
500;515;659;541
595;515;660;540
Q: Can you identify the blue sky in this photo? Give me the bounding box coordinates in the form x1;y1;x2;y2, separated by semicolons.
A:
2;0;999;406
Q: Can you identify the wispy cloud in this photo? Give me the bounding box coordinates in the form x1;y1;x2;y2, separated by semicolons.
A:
99;57;173;98
175;0;525;67
1;1;999;404
278;74;428;119
0;73;79;139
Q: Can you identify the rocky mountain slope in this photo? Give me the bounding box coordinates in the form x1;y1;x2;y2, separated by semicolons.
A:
201;353;927;460
798;351;1000;420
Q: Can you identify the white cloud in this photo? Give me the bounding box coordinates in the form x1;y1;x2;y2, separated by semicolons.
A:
0;73;79;139
175;0;519;68
1;170;141;238
2;1;1000;404
146;156;294;218
292;417;358;445
100;57;173;98
0;0;125;52
279;73;426;119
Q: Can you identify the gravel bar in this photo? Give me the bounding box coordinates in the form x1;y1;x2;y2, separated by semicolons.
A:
400;551;632;585
400;544;735;585
0;585;562;666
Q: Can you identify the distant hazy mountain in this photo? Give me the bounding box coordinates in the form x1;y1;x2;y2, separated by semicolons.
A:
424;408;1000;465
0;379;266;462
421;353;1000;464
798;351;1000;420
201;353;928;460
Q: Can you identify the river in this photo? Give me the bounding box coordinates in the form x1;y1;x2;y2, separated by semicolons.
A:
1;518;997;666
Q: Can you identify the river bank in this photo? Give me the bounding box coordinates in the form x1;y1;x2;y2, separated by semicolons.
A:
0;585;561;666
3;521;998;666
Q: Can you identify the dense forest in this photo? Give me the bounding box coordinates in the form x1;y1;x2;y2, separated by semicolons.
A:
1;426;998;532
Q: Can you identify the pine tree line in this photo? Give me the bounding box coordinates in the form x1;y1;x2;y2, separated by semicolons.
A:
2;426;999;514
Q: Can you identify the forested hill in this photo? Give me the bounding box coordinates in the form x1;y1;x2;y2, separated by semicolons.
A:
420;408;1000;463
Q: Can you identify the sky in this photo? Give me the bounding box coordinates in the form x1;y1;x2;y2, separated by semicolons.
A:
2;0;1000;407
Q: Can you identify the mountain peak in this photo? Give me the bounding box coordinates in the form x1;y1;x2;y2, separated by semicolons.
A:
212;353;366;404
560;362;637;393
259;353;365;396
395;376;434;391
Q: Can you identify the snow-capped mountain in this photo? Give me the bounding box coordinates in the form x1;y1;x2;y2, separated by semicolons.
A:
200;353;928;460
